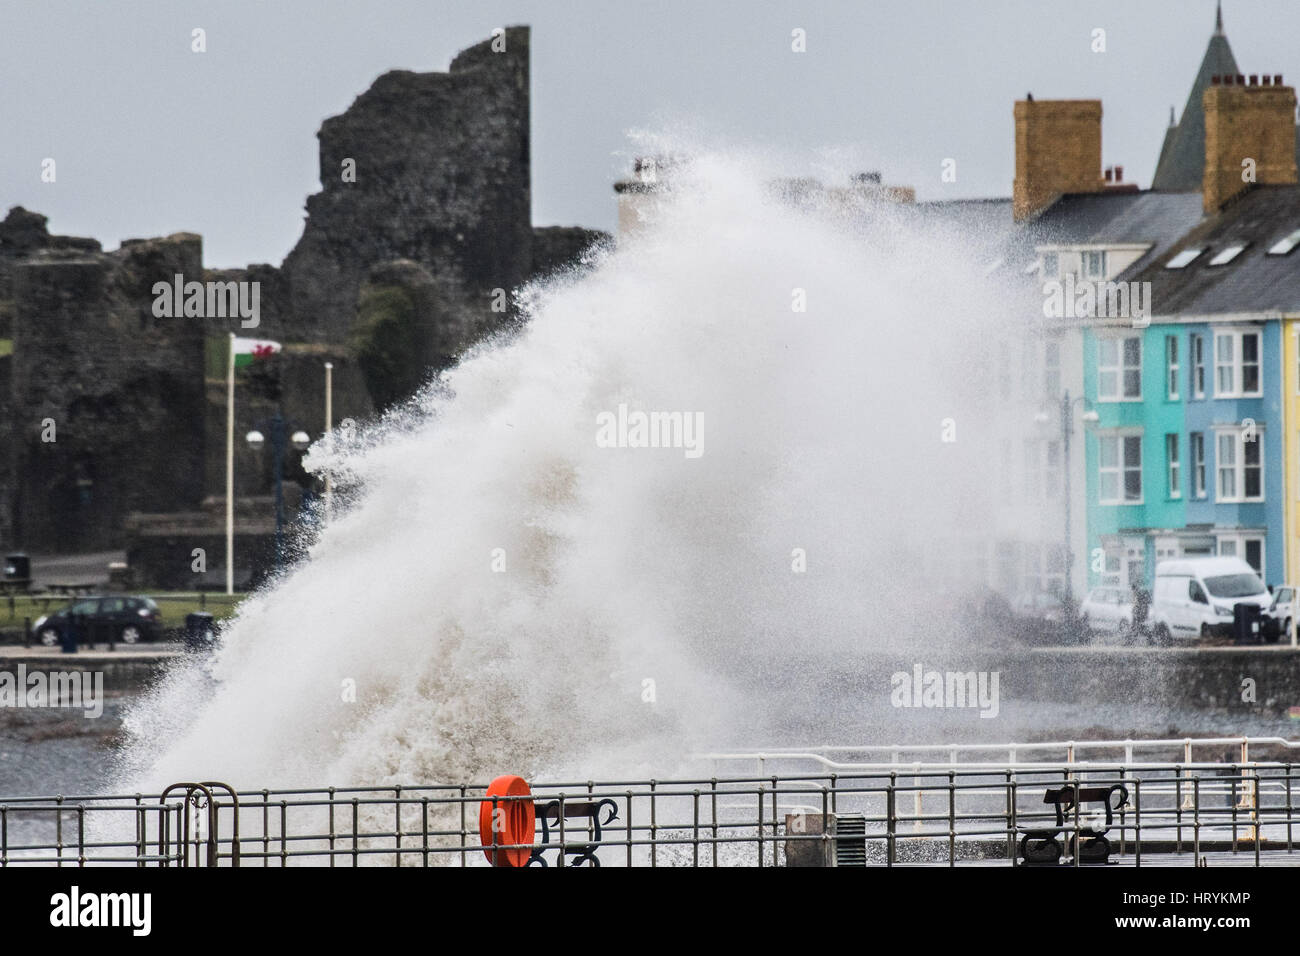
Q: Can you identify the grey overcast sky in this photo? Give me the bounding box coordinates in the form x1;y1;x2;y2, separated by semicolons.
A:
3;0;1297;267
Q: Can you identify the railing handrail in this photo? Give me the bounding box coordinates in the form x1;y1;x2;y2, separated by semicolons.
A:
700;734;1300;756
694;735;1300;771
3;763;1297;867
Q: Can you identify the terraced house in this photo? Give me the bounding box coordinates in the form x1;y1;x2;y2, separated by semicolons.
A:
990;6;1300;598
1077;54;1300;590
680;6;1300;605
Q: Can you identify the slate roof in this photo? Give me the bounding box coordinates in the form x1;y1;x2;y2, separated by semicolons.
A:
985;190;1206;280
893;5;1300;322
904;197;1018;257
1151;9;1239;192
1128;183;1300;316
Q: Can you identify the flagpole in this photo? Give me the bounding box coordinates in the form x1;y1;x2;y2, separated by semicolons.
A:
226;332;235;596
323;361;334;521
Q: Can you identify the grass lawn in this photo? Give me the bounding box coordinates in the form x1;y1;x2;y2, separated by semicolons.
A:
2;591;247;630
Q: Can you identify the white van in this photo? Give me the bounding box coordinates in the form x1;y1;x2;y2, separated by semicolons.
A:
1151;557;1271;642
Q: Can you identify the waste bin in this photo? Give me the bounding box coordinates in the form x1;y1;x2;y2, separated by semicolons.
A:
4;553;30;586
1232;602;1263;645
184;612;216;650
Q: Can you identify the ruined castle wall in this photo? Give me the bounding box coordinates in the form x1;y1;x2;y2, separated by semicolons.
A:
2;25;609;559
0;207;101;338
531;226;608;283
280;26;533;345
10;235;206;551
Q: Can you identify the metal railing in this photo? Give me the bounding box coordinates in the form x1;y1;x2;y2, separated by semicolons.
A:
1;761;1297;867
695;735;1300;774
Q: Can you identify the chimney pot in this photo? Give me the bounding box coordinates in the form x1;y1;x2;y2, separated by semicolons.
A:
1250;74;1259;86
1277;75;1285;85
1211;74;1221;85
1104;167;1113;182
1115;165;1124;182
1237;74;1245;85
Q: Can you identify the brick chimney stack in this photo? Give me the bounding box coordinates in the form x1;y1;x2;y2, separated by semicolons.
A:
1013;99;1105;221
1202;73;1298;213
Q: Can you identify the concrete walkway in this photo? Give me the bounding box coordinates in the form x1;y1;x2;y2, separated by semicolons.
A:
0;644;184;660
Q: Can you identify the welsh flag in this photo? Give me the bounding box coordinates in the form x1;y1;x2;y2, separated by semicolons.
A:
232;337;282;368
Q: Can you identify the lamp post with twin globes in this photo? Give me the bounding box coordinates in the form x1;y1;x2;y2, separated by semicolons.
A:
246;412;311;574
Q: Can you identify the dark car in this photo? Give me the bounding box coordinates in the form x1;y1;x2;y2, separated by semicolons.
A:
31;595;163;647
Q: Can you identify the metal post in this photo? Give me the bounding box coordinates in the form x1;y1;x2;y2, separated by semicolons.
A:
225;332;235;596
1062;390;1073;603
272;412;286;571
1133;779;1141;866
886;773;897;865
324;362;334;521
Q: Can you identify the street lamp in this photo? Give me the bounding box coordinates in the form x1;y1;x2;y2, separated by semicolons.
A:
1048;390;1098;605
323;362;334;520
245;412;311;572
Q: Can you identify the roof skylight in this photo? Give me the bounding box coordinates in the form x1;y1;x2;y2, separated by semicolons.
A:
1165;248;1203;269
1207;243;1247;266
1267;228;1300;256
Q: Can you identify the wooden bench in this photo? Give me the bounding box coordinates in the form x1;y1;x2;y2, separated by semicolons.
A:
527;797;619;867
1018;783;1128;866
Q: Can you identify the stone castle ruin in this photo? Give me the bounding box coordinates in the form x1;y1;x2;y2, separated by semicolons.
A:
0;25;606;578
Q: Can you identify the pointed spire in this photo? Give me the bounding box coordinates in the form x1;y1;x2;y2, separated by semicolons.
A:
1151;5;1238;189
1170;105;1176;127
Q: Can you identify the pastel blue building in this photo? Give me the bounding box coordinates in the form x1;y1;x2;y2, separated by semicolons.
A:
1081;316;1286;590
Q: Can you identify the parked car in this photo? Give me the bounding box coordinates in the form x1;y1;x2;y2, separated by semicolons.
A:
1079;586;1135;638
1264;586;1295;643
1151;558;1271;643
31;595;163;647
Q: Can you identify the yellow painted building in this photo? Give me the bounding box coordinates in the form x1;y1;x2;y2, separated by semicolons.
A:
1284;317;1300;589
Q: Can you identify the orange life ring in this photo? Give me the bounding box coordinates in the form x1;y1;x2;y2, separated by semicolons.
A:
479;774;535;867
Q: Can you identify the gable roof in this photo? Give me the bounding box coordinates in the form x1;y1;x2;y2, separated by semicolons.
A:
904;197;1018;253
1128;184;1300;315
988;190;1205;279
1030;191;1204;260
